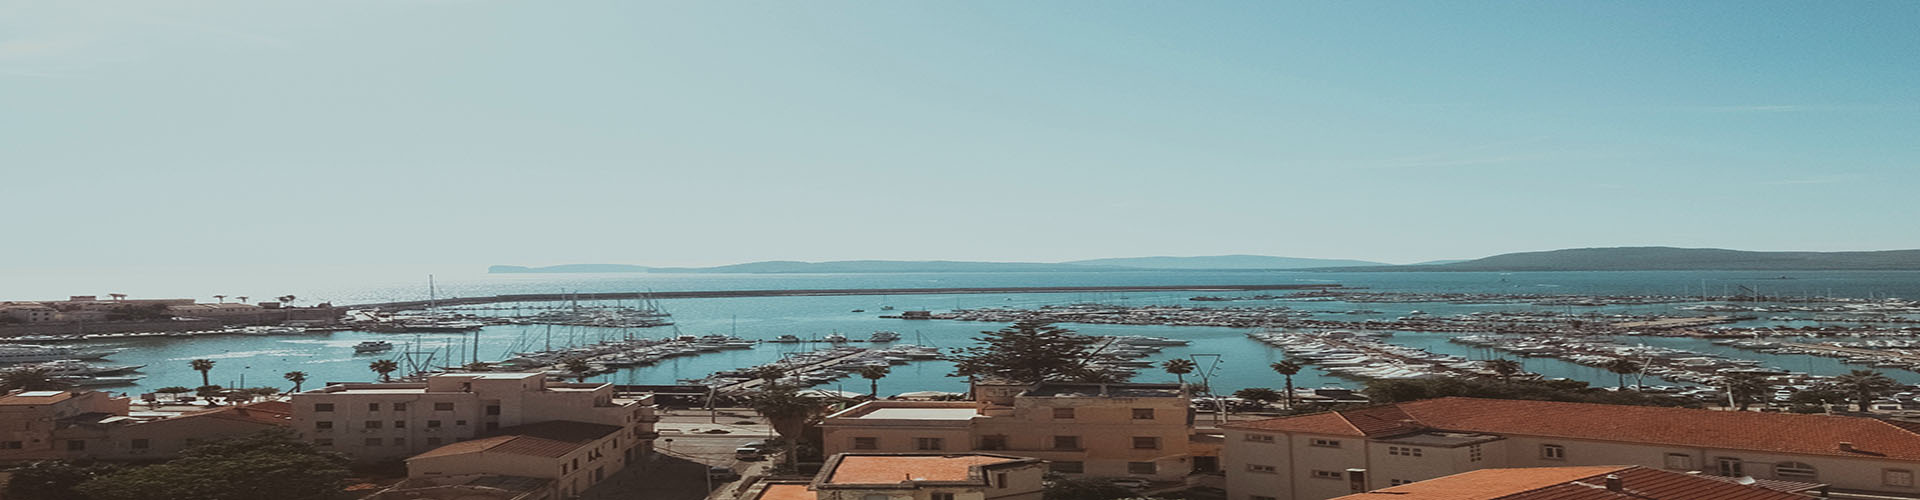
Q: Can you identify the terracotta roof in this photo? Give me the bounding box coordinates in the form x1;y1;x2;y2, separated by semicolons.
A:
1227;397;1920;461
171;401;295;427
822;454;1032;485
409;420;622;460
1336;466;1814;500
755;483;815;500
0;391;75;406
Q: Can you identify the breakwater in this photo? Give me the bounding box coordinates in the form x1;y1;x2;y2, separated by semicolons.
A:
345;284;1341;311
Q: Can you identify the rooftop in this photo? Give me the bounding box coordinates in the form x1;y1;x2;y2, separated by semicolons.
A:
409;420;622;460
1023;382;1183;398
857;407;980;420
819;453;1036;486
0;390;75;405
1331;466;1814;500
755;483;815;500
1225;397;1920;461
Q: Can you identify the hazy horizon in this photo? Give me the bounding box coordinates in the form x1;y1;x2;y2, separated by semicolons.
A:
5;2;1917;279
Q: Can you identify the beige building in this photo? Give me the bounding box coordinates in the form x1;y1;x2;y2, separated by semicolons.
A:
1330;465;1820;500
404;420;636;498
746;453;1046;500
820;382;1198;481
0;390;291;462
1221;397;1920;500
289;372;657;462
0;302;59;323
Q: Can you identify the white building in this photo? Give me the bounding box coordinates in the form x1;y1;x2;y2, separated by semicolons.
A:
290;372;656;462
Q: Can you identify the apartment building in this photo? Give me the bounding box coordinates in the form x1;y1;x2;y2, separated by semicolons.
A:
0;390;290;461
404;420;635;498
1221;397;1920;500
819;382;1197;480
745;453;1046;500
1331;465;1820;500
289;372;657;462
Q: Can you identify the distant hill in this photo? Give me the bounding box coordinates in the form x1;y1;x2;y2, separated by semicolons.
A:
489;255;1383;274
1335;247;1920;272
1064;255;1387;269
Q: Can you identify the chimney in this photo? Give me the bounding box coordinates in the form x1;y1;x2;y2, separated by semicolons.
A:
1604;475;1623;492
1840;442;1856;452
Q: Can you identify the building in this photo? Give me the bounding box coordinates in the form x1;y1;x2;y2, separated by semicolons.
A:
0;389;290;462
289;372;657;462
1221;397;1920;500
820;382;1198;480
744;453;1046;500
405;420;636;498
0;302;59;323
1330;465;1822;500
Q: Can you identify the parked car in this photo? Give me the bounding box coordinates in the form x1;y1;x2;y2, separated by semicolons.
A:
708;466;741;482
735;440;768;460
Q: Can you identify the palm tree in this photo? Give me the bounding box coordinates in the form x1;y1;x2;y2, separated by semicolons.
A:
278;295;297;306
856;365;890;398
1603;358;1642;390
235;296;249;304
368;359;400;382
1834;369;1899;412
1723;372;1771;411
748;388;822;471
563;358;592;382
213;295;226;304
1270;361;1302;409
1485;359;1523;384
0;368;66;392
196;385;225;406
190;359;216;387
1161;359;1196;386
283;371;308;393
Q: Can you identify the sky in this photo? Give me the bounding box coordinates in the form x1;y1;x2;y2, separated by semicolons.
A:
3;1;1918;278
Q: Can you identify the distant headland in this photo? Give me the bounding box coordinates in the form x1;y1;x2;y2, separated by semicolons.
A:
487;255;1388;274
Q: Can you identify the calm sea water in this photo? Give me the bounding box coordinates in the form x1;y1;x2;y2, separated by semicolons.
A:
22;270;1920;397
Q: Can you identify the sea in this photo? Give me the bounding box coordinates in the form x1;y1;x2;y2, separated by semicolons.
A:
14;270;1920;397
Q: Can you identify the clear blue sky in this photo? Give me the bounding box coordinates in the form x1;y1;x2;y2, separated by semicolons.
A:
4;1;1917;275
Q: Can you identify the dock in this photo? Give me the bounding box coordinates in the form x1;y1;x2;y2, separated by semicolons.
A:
713;349;878;393
1780;342;1920;363
346;284;1341;311
1612;316;1744;330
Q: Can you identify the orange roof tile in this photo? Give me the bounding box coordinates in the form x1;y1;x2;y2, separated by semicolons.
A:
409;420;622;460
823;454;1028;485
755;483;815;500
1337;466;1814;500
1227;397;1920;461
0;391;75;406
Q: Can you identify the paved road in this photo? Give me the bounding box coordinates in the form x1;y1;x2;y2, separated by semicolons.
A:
582;409;780;500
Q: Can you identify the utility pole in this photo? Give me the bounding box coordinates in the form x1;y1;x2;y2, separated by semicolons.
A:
1189;354;1225;424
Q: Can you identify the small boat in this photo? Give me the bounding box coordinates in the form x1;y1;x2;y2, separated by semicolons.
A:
772;335;803;343
55;375;143;387
850;309;866;313
354;341;394;353
869;331;902;343
823;333;849;343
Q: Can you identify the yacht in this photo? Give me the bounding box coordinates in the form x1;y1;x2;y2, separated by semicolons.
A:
26;359;144;376
354;341;395;353
0;345;120;364
399;319;485;332
823;333;849;343
869;331;902;343
771;335;804;343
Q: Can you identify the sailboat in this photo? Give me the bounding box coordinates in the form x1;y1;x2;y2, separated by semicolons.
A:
400;275;484;332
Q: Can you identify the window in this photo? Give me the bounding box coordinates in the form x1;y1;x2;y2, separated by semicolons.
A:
314;403;334;412
367;403;380;411
853;437;878;450
315;438;333;447
1716;457;1744;477
364;420;382;429
393;402;406;411
1389;479;1414;486
1053;436;1080;450
1053;408;1075;419
1312;470;1343;480
994;472;1008;488
434;402;454;411
487;405;501;416
1665;453;1692;470
1469;444;1483;462
1541;444;1566;460
364;438;382;446
980;435;1008;450
1133;437;1160;450
1887;469;1915;488
1310;438;1342;448
427;420;442;428
1774;462;1816;479
1244;434;1276;443
933;494;955;500
1128;462;1156;475
315;421;334;429
915;437;944;451
394;420;407;429
1052;461;1084;474
1246;464;1277;474
130;439;149;449
1132;408;1155;420
1388;446;1423;457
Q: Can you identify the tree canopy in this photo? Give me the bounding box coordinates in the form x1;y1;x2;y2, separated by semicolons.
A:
949;321;1111;384
1363;377;1692;407
74;430;351;500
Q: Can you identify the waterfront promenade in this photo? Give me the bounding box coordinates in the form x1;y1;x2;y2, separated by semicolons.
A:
346;284;1341;311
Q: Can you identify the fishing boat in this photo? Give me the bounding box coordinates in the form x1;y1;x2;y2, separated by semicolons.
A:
354;341;395;353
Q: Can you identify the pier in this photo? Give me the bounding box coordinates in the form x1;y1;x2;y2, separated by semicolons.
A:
1780;342;1920;364
713;349;879;393
346;284;1341;311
